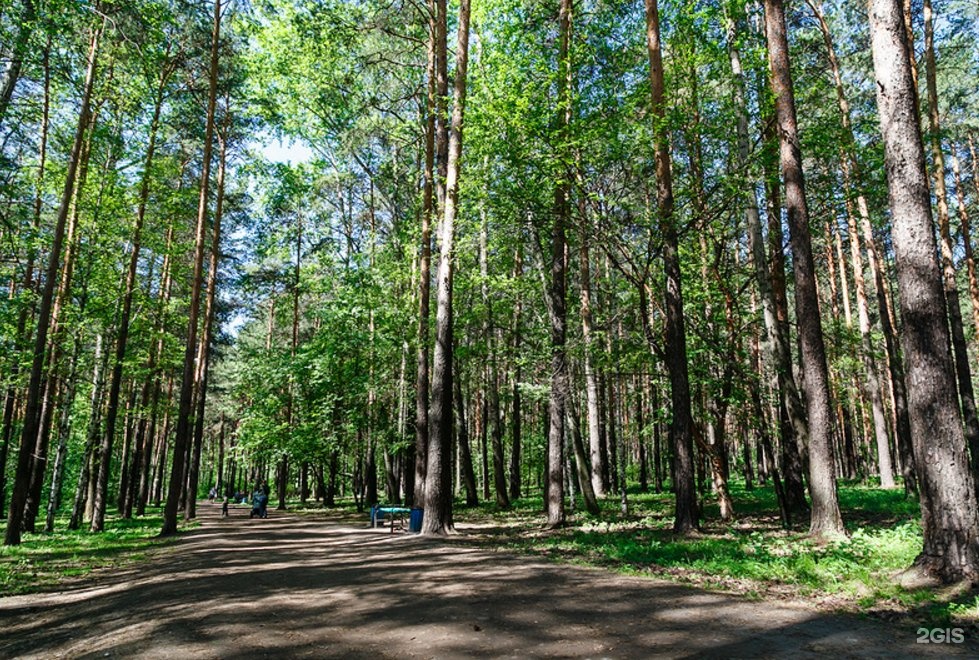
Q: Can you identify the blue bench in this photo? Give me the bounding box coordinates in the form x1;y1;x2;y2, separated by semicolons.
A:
371;506;411;532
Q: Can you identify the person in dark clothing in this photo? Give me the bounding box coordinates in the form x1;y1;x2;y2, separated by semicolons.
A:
251;483;269;519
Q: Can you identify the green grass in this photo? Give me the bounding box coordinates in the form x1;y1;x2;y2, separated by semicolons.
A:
228;485;979;622
459;483;979;623
0;507;189;597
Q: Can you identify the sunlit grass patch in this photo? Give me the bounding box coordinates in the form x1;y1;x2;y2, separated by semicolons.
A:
0;507;188;596
465;482;978;622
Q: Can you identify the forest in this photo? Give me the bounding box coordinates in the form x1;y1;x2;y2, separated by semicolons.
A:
2;0;979;603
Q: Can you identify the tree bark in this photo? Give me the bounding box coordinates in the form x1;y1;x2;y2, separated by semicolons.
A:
952;150;979;350
509;247;523;500
645;0;697;534
411;3;437;508
568;391;601;515
805;0;897;489
759;104;810;514
480;204;509;508
868;0;979;582
543;0;576;530
0;0;35;129
137;217;177;516
162;0;221;536
0;30;49;522
68;334;105;530
186;123;229;520
454;372;479;506
5;21;102;546
922;0;979;481
44;334;82;532
763;0;844;538
422;0;470;534
578;206;605;498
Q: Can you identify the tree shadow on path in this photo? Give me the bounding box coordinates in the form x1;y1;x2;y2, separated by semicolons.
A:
1;504;975;658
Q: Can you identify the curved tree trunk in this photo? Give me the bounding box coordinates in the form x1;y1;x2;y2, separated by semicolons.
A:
568;391;600;515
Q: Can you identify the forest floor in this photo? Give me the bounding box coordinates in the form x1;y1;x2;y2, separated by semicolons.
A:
2;503;978;658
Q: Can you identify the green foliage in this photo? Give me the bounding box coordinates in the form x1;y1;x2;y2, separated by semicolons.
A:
483;484;966;616
0;508;186;596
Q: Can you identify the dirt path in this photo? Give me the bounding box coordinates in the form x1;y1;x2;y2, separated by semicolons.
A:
1;504;975;659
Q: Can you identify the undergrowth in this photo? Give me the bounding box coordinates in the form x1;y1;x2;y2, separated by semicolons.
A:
460;483;979;625
0;507;186;596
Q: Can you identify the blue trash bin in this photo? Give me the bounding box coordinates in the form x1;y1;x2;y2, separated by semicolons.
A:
370;505;379;527
409;507;423;533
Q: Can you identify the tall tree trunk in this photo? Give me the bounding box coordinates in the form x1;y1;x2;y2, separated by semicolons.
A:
568;391;601;515
422;0;470;534
952;150;979;348
868;0;979;582
115;385;137;513
645;0;697;534
806;0;897;490
480;205;509;508
151;377;174;507
99;63;170;524
579;214;605;498
477;390;489;500
0;0;35;129
412;0;437;509
186;125;229;520
763;0;844;538
754;101;812;514
922;0;979;479
44;334;82;532
162;0;221;536
137;218;177;516
508;247;523;500
31;101;103;533
68;334;105;530
637;376;649;493
0;33;49;522
543;0;575;530
454;373;479;506
5;21;102;546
